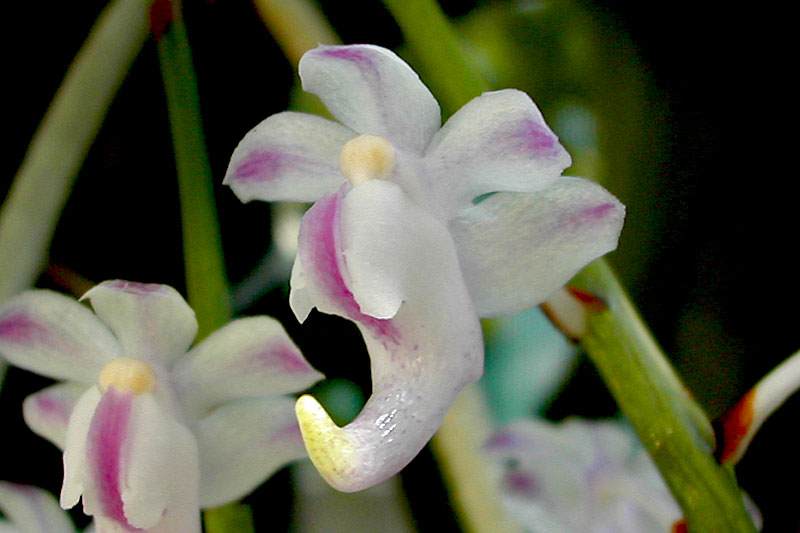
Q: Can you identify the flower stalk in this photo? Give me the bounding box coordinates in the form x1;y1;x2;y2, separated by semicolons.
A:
383;0;490;117
155;0;232;342
154;3;246;531
252;0;339;65
571;260;756;531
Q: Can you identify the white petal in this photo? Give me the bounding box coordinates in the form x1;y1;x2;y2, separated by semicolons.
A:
0;291;119;383
426;89;571;215
292;181;484;491
195;397;306;508
120;394;199;531
65;388;199;531
23;382;89;450
0;482;76;533
299;45;441;153
172;316;323;418
224;111;355;203
289;258;314;323
82;281;198;365
61;387;102;510
450;177;625;317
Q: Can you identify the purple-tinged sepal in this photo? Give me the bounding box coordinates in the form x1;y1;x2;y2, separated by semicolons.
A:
23;381;86;450
224;111;356;203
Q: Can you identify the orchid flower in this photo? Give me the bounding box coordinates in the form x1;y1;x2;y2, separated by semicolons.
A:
487;419;763;533
486;419;683;532
0;281;323;532
225;43;625;492
0;481;82;533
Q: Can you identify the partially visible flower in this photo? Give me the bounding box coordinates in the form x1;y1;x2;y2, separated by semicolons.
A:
0;481;81;532
487;418;763;532
486;419;683;532
0;281;322;532
225;44;624;491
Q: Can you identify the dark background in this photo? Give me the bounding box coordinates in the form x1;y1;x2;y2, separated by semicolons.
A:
2;0;795;530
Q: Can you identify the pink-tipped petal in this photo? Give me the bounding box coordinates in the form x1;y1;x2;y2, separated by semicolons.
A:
224;111;355;203
450;177;625;318
23;382;89;450
293;181;483;492
299;45;440;153
0;482;77;533
82;281;198;365
195;397;306;508
426;90;571;215
172;316;323;417
0;291;119;383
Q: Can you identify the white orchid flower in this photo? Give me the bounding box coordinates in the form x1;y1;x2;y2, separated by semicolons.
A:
225;44;625;492
0;281;322;532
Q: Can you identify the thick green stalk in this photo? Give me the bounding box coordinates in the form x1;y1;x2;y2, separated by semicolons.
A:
382;0;490;117
572;261;755;531
155;4;246;532
384;0;756;530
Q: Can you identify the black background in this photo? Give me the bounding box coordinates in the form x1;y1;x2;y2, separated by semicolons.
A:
2;1;796;530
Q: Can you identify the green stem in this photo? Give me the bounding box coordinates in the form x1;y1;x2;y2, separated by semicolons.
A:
252;0;339;65
384;0;756;530
572;260;755;532
431;385;521;533
155;1;232;341
382;0;490;117
155;3;247;532
0;0;153;305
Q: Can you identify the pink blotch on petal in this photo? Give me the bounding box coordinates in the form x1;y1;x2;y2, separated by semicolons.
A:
485;430;525;450
0;313;50;344
318;46;371;64
505;470;538;498
556;203;618;234
255;342;315;374
34;394;72;426
87;388;141;531
577;203;616;222
102;281;165;295
234;151;287;181
269;419;304;446
513;118;557;157
302;191;401;344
